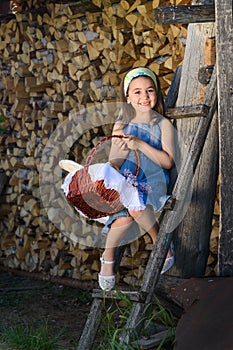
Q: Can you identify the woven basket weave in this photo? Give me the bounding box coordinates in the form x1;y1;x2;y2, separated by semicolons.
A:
66;135;140;219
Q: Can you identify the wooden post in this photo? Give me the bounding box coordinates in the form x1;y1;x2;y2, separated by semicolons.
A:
215;1;233;276
170;0;219;278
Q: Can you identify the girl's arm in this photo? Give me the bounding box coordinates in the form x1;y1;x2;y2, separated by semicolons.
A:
126;118;175;170
108;123;130;168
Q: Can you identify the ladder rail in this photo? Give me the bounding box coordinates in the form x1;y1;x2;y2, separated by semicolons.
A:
77;298;103;350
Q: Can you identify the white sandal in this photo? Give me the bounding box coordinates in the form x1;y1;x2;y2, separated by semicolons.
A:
98;255;116;291
161;242;175;275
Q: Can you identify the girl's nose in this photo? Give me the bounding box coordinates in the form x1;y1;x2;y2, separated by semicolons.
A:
142;91;149;99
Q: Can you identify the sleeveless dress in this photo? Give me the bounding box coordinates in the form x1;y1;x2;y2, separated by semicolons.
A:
102;115;171;234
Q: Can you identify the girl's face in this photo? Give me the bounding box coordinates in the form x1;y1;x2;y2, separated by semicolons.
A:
126;76;157;113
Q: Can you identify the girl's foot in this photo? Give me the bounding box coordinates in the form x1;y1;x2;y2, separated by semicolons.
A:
98;255;116;290
161;242;175;274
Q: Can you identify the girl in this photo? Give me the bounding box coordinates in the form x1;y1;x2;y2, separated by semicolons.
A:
98;67;175;290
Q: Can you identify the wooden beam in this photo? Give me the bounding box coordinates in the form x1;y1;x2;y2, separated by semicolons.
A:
77;299;103;350
154;5;215;25
92;289;147;302
216;1;233;276
166;4;218;278
164;66;182;110
166;104;210;119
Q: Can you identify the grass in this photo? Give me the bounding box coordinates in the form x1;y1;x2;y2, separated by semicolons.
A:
0;275;175;349
0;280;92;350
0;321;64;350
95;290;176;350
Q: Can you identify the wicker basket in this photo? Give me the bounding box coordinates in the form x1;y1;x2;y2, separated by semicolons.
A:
66;135;140;219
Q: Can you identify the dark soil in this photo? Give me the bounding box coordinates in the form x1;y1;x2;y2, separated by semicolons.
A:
0;270;92;349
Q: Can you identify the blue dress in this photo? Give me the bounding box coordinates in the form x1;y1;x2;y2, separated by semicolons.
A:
102;115;171;234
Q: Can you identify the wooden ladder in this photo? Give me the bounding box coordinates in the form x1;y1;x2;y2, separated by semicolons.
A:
76;70;217;350
77;2;219;349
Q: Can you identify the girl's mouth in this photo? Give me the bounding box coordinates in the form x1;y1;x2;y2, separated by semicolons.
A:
140;103;150;107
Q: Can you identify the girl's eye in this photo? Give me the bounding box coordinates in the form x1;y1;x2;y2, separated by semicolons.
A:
133;88;155;95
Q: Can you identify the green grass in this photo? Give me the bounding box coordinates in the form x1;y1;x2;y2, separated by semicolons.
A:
0;321;64;350
95;291;176;350
0;283;92;350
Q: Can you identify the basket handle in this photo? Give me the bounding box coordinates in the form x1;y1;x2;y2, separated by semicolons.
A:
85;135;140;177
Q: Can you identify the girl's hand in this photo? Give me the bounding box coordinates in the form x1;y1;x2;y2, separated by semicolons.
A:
112;135;128;151
124;135;141;150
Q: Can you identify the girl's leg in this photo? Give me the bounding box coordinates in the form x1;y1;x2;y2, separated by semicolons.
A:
100;216;133;277
129;205;158;244
129;206;173;258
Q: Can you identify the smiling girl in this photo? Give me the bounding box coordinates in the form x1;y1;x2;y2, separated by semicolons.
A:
98;67;175;290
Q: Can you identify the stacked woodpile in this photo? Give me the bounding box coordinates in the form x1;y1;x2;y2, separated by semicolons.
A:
1;0;219;286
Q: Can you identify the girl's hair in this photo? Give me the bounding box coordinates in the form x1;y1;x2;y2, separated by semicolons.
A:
118;67;165;123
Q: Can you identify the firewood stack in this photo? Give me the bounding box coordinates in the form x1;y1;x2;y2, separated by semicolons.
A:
0;0;192;284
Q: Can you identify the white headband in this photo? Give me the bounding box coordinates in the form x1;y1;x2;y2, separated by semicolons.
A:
123;67;158;96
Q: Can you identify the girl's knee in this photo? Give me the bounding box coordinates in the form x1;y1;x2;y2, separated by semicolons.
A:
111;216;133;228
128;209;143;219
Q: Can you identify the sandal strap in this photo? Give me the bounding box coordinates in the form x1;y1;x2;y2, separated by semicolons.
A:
100;255;115;265
99;274;115;279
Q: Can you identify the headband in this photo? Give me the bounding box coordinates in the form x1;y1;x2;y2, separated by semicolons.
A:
123;67;158;96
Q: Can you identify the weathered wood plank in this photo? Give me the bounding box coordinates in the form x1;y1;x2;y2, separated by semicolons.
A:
166;104;210;119
154;5;215;25
76;298;103;350
215;1;233;276
92;289;147;302
164;66;182;110
170;3;218;278
133;330;174;349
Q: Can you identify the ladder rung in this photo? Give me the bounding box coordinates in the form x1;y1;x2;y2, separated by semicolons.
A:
92;289;148;302
132;329;174;349
166;104;210;119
